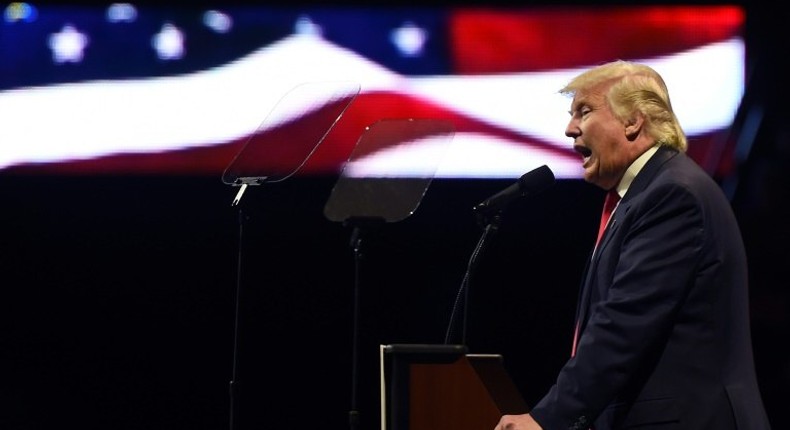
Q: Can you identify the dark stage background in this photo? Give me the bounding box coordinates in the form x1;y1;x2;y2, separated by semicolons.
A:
2;1;789;430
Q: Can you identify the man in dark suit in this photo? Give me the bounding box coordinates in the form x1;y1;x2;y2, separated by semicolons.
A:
495;61;772;429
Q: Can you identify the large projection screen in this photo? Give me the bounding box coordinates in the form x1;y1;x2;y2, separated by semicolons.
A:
0;3;745;179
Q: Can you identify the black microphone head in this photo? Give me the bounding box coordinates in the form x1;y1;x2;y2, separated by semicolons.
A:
472;164;555;219
518;164;555;195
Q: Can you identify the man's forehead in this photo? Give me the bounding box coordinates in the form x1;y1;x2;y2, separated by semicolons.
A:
571;91;596;108
572;84;608;107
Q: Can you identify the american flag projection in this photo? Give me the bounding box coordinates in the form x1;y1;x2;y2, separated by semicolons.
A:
0;3;745;179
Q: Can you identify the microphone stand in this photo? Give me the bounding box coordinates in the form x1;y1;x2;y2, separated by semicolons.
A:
444;210;502;345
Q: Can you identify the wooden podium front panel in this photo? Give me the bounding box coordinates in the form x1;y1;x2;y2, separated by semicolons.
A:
408;355;527;430
380;345;528;430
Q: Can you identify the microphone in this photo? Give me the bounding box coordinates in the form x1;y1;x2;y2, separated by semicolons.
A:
472;165;555;215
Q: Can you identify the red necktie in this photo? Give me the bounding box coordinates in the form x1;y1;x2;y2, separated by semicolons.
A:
596;189;620;246
572;189;621;357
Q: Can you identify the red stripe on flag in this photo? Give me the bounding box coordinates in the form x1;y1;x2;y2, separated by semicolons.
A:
450;5;744;74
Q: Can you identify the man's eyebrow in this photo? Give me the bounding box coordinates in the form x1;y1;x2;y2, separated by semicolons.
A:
569;99;588;114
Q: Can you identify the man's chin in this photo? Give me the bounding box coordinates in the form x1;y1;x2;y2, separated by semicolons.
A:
582;170;600;186
585;177;610;190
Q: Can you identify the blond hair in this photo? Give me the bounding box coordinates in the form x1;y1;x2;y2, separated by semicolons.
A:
560;60;687;152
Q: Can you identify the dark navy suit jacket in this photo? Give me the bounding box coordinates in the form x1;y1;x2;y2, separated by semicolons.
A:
530;146;772;429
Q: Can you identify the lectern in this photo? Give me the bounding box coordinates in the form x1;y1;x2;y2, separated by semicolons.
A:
380;344;530;430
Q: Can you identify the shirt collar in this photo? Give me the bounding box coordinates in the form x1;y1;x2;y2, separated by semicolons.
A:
614;145;659;199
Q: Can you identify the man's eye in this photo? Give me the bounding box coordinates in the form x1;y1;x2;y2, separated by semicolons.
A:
570;108;588;118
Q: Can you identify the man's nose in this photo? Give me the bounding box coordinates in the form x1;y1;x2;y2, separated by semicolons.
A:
565;120;579;138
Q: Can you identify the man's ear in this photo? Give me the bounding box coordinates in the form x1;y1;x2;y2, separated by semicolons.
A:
624;112;644;140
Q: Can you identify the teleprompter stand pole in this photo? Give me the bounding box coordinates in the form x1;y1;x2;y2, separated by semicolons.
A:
229;205;247;430
345;217;384;430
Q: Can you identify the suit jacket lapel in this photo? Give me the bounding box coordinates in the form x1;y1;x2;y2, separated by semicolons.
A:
575;146;680;339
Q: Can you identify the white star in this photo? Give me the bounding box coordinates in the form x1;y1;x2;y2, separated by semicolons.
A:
4;2;38;23
106;3;137;23
152;22;185;60
48;24;89;64
391;21;427;57
294;15;322;37
203;10;232;33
